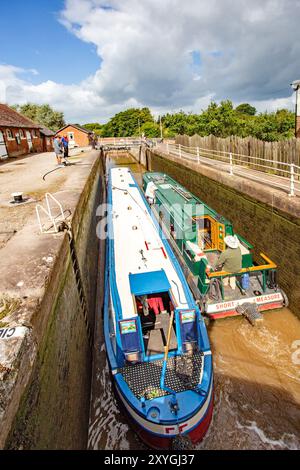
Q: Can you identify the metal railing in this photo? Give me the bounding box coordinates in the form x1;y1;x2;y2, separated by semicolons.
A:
36;193;66;233
99;137;144;146
157;142;300;197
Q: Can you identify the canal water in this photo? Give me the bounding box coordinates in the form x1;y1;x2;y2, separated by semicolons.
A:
88;153;300;450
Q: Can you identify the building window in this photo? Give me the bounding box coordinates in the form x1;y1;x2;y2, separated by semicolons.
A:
19;129;25;139
68;132;75;140
6;129;14;140
32;130;38;139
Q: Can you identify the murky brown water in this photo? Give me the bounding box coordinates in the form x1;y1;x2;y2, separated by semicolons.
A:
88;153;300;450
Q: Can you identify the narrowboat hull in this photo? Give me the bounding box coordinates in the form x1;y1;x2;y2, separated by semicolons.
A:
104;167;214;449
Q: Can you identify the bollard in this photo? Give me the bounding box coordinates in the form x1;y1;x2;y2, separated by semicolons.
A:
179;144;182;159
197;147;200;163
289;163;295;197
167;142;169;154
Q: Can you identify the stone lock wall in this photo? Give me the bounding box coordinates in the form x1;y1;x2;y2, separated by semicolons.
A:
4;156;105;449
146;149;300;315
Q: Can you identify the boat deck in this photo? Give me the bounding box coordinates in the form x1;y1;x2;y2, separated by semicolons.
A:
205;252;275;303
119;351;204;399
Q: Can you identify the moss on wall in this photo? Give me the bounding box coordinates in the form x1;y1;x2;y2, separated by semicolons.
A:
148;150;300;314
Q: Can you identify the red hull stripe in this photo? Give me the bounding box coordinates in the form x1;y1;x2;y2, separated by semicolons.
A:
208;302;283;319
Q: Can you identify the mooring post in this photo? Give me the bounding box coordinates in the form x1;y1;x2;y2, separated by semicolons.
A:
229;152;233;176
289;163;295;197
197;146;200;163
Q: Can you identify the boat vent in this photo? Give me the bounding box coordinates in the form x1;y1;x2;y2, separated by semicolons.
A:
172;186;193;201
152;175;167;183
119;351;204;399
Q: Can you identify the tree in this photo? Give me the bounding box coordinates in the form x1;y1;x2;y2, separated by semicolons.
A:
140;121;161;138
13;104;65;132
246;109;295;141
83;123;102;131
101;108;154;137
236;103;257;116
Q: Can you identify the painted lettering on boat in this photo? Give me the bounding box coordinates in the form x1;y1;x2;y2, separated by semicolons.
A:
208;292;283;313
0;326;27;340
165;422;188;434
0;328;16;339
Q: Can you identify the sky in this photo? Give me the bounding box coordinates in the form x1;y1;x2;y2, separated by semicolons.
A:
0;0;299;123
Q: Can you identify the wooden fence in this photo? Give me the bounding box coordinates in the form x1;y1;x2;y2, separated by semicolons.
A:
175;135;300;169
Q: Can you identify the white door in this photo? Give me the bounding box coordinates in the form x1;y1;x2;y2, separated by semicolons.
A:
0;130;8;160
68;131;76;149
26;131;33;151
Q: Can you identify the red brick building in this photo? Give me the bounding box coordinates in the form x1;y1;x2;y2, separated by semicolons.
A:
0;104;44;158
56;124;94;148
40;127;55;152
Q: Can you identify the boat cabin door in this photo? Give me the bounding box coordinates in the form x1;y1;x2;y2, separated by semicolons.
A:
196;216;225;251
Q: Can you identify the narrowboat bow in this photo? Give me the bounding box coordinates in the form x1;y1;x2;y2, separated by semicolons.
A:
104;168;213;449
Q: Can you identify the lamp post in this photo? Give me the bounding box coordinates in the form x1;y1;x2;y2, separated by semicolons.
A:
291;80;300;138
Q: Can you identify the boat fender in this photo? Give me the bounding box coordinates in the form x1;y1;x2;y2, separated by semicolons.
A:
241;273;250;290
208;278;222;302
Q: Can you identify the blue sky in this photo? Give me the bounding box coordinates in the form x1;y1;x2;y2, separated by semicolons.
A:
0;0;297;123
0;0;99;85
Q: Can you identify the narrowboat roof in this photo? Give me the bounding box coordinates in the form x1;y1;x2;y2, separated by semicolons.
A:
109;168;191;319
143;172;232;228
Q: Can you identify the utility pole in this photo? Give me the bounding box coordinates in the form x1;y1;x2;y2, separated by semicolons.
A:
291;80;300;138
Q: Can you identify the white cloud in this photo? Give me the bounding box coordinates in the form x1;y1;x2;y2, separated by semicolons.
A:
1;0;299;122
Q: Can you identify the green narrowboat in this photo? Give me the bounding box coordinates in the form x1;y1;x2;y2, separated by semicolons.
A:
143;172;288;320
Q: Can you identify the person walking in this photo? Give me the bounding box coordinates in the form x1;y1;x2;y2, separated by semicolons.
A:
53;136;63;165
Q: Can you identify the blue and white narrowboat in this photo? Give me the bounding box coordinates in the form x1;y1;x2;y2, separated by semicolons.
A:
104;167;213;449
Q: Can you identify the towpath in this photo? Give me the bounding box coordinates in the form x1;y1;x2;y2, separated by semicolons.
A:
156;142;300;198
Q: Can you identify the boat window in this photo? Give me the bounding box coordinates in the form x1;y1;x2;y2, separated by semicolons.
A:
135;292;177;357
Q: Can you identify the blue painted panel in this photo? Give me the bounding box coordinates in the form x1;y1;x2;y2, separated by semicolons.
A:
119;319;142;353
129;269;171;296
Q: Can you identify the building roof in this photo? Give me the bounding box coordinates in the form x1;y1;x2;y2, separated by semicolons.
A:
56;124;93;135
0;104;41;129
40;127;55;137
